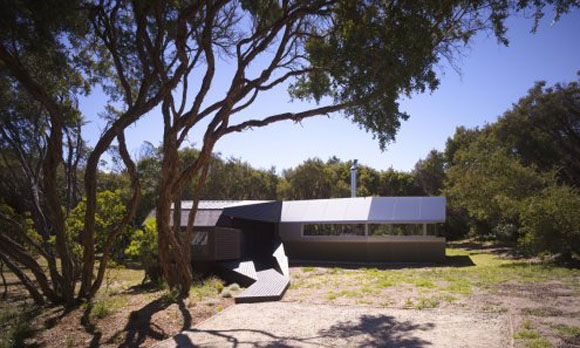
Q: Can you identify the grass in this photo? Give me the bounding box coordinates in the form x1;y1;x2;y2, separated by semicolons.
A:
523;339;552;348
481;304;508;314
521;308;559;317
189;276;224;301
85;295;129;319
414;297;440;309
514;321;553;348
0;307;35;348
413;279;437;288
293;246;579;304
553;324;580;336
514;329;541;340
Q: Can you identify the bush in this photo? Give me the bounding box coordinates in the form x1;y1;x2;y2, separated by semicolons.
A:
124;218;162;283
0;308;34;348
519;185;580;261
492;223;518;242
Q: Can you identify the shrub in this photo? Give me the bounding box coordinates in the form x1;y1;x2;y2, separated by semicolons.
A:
492;223;518;242
0;308;34;348
124;218;162;283
519;185;580;261
220;289;232;298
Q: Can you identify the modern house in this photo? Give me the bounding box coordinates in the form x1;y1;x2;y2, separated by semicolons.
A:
168;196;446;303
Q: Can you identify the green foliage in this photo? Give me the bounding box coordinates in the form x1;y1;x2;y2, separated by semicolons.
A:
413;150;446;195
443;78;580;256
414;297;440;310
445;137;550;236
124;218;161;283
66;190;130;263
278;157;419;200
519;185;580;259
190;276;225;301
493;80;580;186
554;324;580;336
83;296;128;320
0;307;34;348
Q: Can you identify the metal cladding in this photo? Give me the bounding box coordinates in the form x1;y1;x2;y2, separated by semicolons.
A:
280;196;446;224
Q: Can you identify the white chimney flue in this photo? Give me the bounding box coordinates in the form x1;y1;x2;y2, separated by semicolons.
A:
350;159;358;198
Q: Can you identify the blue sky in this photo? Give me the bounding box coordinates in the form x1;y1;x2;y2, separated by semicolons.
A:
81;10;580;173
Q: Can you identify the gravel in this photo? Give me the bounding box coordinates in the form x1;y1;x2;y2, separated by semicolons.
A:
154;302;510;348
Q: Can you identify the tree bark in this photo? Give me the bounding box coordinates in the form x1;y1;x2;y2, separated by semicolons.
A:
0;253;44;305
0;260;7;298
43;118;75;304
88;132;141;298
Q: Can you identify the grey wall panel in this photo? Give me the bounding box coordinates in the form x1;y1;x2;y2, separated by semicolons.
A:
283;239;445;263
214;227;241;260
278;222;302;241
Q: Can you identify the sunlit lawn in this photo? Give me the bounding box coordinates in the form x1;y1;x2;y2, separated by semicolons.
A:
289;245;580;308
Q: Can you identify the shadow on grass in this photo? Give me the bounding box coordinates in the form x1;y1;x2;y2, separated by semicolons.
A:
447;240;524;259
76;294;190;347
115;297;174;347
123;280;166;295
170;314;433;348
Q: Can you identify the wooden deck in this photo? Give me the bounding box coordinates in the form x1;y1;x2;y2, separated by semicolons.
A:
235;269;290;303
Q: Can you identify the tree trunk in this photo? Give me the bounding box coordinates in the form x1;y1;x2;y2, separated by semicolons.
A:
0;253;44;305
43;119;75;304
0;260;7;298
0;234;59;303
88;132;141;298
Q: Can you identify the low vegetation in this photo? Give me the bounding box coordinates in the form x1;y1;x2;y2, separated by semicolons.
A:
287;243;580;347
0;266;236;348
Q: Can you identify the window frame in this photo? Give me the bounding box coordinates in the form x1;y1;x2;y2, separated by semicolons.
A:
300;223;438;238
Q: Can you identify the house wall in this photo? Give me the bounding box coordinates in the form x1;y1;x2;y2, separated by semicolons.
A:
191;227;242;261
230;219;278;262
278;222;446;263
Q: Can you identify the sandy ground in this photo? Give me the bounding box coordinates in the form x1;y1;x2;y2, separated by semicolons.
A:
154;302;510;348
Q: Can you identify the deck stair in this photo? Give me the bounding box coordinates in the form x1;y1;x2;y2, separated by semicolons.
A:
220;240;290;303
234;268;289;303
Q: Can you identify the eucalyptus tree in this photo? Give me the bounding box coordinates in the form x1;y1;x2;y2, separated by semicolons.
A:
0;0;198;303
151;0;579;294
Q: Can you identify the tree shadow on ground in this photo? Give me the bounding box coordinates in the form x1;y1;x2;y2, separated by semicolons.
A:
123;281;164;295
447;240;522;258
116;298;175;347
77;296;188;348
169;314;434;348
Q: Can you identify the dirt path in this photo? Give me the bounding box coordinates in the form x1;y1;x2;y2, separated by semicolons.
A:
154;302;510;348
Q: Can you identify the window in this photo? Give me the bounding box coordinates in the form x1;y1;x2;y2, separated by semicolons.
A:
192;231;208;245
426;224;439;236
368;224;424;236
303;224;365;236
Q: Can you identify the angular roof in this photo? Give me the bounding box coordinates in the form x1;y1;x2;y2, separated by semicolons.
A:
170;209;224;227
174;200;272;210
169;197;446;226
280;197;446;223
168;200;273;227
